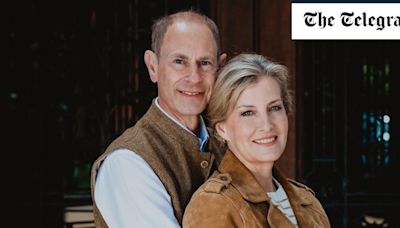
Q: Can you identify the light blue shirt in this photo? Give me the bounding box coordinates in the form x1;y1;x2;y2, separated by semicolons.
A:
95;98;209;227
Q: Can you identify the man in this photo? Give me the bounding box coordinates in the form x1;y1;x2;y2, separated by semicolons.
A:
91;10;227;227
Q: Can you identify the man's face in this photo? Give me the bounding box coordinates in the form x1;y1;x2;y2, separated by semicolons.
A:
153;21;219;124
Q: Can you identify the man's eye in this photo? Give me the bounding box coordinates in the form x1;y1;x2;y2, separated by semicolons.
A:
241;111;253;116
201;60;211;66
175;59;183;64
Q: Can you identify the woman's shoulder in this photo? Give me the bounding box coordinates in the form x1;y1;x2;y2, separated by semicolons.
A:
190;171;246;209
201;172;232;194
183;172;248;227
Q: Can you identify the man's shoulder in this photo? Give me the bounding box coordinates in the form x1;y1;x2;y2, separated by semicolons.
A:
106;109;160;149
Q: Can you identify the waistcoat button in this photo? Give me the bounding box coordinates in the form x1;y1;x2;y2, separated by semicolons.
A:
200;160;209;168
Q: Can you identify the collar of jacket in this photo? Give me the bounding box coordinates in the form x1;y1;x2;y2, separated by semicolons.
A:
218;149;314;207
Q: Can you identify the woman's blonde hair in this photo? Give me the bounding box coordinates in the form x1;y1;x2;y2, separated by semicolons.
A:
207;53;293;128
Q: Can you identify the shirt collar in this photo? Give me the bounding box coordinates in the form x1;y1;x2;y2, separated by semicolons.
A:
154;97;209;151
198;117;209;152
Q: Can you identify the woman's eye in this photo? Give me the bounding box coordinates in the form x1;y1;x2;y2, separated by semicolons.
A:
241;111;253;116
270;105;282;112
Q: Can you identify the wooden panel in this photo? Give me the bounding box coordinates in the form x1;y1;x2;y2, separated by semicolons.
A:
210;0;254;57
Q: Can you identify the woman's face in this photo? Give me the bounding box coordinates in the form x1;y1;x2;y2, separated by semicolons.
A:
216;76;288;169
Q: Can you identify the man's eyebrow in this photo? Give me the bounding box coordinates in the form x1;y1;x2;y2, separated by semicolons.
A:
169;53;188;59
167;53;216;63
199;55;215;60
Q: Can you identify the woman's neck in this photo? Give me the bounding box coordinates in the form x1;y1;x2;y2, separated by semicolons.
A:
248;163;276;192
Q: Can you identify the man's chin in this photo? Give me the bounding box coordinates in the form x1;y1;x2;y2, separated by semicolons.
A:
177;105;206;116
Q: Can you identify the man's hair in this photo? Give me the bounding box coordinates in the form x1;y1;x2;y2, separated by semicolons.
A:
207;53;293;129
151;10;221;57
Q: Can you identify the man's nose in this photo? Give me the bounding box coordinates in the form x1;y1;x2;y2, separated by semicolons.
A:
187;63;201;83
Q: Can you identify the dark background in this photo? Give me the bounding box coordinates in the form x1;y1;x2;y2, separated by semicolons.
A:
4;0;207;226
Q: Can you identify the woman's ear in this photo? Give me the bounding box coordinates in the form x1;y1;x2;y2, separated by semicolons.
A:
215;122;228;142
144;50;158;83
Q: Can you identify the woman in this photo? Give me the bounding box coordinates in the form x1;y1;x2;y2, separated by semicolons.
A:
183;54;330;227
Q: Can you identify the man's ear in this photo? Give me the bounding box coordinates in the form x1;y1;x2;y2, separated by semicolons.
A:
219;53;228;67
144;50;158;83
215;122;228;142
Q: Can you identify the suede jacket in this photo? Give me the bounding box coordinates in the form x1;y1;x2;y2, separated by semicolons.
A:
183;150;331;228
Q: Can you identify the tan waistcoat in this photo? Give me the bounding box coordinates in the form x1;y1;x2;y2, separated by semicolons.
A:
90;100;225;227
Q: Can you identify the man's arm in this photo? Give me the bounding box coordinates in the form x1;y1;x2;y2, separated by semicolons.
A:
94;149;180;228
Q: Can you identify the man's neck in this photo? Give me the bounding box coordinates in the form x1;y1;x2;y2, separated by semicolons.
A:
155;97;200;134
181;118;200;133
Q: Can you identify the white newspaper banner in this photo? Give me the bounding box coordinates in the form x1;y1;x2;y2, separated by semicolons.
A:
292;3;400;40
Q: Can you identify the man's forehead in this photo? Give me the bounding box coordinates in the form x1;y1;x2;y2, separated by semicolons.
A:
159;22;217;57
167;19;210;33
